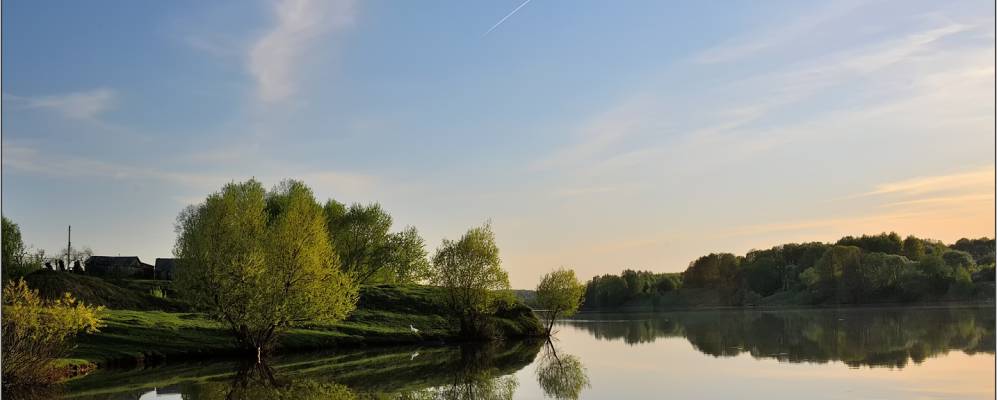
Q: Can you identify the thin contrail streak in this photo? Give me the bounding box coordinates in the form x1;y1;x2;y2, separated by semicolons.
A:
483;0;532;36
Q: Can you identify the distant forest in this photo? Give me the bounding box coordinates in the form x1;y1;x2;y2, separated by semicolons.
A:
583;234;996;309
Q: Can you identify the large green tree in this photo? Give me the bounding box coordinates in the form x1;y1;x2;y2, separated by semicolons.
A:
323;201;431;284
324;201;392;283
174;179;358;360
382;226;432;283
535;268;585;336
429;222;510;338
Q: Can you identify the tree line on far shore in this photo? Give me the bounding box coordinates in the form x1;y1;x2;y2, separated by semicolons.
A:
583;233;996;309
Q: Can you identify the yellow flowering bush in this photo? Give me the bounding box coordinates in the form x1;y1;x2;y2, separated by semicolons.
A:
2;279;103;386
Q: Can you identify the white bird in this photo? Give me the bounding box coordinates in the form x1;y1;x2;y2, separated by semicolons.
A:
410;351;420;360
409;324;419;334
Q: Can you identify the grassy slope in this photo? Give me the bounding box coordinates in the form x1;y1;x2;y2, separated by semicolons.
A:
24;270;187;311
63;282;542;367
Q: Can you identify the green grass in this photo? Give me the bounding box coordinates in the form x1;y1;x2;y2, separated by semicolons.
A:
65;283;543;367
24;270;187;311
22;272;543;368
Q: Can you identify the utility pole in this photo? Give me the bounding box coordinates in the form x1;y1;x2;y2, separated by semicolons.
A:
67;225;72;269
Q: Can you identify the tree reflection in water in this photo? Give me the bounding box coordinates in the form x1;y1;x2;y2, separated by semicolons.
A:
178;361;357;400
390;343;519;400
65;340;543;400
534;340;590;400
565;306;995;368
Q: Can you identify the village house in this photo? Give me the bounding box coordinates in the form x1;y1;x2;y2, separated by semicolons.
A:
154;258;177;280
85;256;154;279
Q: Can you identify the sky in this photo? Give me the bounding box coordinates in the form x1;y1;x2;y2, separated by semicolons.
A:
1;0;994;288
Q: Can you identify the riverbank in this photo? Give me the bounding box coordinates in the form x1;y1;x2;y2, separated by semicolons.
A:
55;283;543;376
64;339;545;399
573;284;996;313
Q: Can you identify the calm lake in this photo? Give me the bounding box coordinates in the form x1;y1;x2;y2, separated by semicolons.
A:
61;305;994;399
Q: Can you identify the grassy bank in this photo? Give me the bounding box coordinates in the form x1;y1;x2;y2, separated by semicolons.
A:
65;339;544;399
21;271;544;370
71;286;542;367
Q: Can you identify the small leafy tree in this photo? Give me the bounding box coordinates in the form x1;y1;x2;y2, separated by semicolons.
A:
2;216;42;281
535;268;585;335
1;279;103;386
430;222;510;338
174;179;358;360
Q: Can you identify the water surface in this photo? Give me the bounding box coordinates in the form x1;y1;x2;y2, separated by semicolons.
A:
62;305;995;399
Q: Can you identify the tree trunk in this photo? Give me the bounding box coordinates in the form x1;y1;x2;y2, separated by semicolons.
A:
546;308;559;336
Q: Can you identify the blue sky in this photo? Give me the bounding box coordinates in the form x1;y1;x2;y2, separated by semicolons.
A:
2;0;994;288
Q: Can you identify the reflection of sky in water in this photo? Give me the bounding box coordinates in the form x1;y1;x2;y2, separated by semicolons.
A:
509;310;995;399
137;388;182;400
68;307;995;399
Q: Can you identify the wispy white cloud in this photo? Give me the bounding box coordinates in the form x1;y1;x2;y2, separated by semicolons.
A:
8;88;117;120
883;193;993;208
536;17;992;179
863;166;994;197
531;95;657;171
1;142;222;187
249;0;356;103
693;1;864;64
185;33;243;59
2;142;378;202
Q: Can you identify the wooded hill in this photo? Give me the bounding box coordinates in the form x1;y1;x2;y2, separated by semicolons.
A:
583;234;996;309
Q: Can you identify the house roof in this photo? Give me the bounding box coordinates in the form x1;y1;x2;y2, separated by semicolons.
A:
86;256;154;271
155;258;177;270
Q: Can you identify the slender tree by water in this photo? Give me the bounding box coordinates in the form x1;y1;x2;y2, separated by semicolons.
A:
535;268;585;336
429;222;511;339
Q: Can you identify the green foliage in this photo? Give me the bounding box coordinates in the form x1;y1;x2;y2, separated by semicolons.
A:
174;179;358;355
583;270;681;309
324;201;392;283
942;250;976;270
181;363;358;400
903;235;926;260
2;279;104;386
429;222;511;339
683;253;740;290
535;268;585;335
584;233;992;309
323;201;431;285
565;307;994;368
837;232;903;255
382;226;432;284
951;237;996;265
535;342;589;400
2;216;42;281
68;285;541;367
68;338;542;400
741;248;786;296
916;254;953;294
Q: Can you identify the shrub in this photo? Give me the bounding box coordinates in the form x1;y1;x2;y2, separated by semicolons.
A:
1;279;103;386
